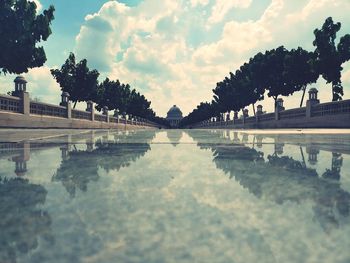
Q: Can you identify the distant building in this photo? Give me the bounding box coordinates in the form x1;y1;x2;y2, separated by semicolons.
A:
166;105;183;128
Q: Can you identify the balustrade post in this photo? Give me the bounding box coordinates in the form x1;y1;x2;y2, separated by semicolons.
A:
60;92;71;119
103;106;109;123
86;101;94;121
275;98;284;120
243;109;249;125
114;110;119;123
256;105;263;123
20;91;30;116
67;101;72;119
14;76;30;116
306;88;319;118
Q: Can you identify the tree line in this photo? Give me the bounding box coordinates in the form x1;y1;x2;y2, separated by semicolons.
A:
0;0;168;126
180;17;350;127
50;53;168;126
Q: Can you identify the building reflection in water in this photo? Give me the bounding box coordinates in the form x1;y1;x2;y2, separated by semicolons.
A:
186;130;350;233
0;130;157;262
166;130;183;147
53;130;156;197
0;130;156;196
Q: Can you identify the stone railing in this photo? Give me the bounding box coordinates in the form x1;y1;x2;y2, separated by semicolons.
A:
279;107;306;120
0;94;21;113
245;116;256;124
189;89;350;129
72;109;91;120
234;118;244;125
30;101;67;118
258;112;275;122
0;76;161;129
311;100;350;117
94;113;106;122
109;116;119;124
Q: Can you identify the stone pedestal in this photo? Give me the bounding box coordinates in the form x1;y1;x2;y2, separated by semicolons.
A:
20;92;30;116
306;88;320;118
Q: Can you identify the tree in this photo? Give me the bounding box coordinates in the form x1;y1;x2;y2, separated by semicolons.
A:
283;47;318;107
51;53;99;108
127;89;152;118
313;17;350;101
179;101;216;127
95;78;133;114
0;0;55;74
262;46;308;107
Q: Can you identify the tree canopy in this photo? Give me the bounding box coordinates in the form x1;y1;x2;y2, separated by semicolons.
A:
0;0;55;74
51;54;169;126
313;17;350;101
51;53;100;108
180;17;350;127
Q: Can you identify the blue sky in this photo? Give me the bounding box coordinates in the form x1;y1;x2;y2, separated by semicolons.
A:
1;0;350;116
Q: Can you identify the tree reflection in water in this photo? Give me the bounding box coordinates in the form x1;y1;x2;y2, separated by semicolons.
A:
53;131;156;197
187;130;350;232
0;177;52;263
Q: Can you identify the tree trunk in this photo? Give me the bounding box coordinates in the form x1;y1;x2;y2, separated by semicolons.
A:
252;103;256;116
300;146;306;168
300;85;306;107
274;97;277;109
73;101;77;109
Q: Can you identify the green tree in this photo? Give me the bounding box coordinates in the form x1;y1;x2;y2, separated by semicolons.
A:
0;0;55;74
313;17;350;101
95;78;131;113
51;53;100;108
283;47;319;107
263;46;308;107
180;101;217;127
127;89;152;118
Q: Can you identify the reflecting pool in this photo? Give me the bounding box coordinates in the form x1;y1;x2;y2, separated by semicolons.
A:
0;129;350;263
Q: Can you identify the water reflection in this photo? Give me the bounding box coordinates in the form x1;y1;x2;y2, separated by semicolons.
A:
187;130;350;232
0;131;156;197
0;130;156;262
53;131;155;197
0;177;52;263
166;130;183;147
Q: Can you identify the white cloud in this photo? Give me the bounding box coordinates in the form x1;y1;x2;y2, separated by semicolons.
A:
73;0;350;117
191;0;210;8
193;20;272;67
0;66;61;105
208;0;252;24
25;66;61;104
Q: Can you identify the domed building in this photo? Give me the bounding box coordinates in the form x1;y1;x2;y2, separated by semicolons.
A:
166;105;183;128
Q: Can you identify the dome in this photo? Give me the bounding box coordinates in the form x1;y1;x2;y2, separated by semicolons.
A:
14;76;27;84
166;105;183;120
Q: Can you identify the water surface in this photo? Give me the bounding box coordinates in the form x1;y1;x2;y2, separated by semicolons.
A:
0;129;350;263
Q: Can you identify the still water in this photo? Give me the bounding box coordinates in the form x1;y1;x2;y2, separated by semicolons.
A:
0;129;350;263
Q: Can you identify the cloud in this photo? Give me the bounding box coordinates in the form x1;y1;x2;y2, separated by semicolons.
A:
73;0;350;117
191;0;210;8
25;66;61;104
208;0;253;24
0;66;61;105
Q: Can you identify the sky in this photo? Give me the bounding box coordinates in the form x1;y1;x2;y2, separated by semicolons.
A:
1;0;350;117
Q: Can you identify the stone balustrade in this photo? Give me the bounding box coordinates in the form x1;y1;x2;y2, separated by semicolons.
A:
0;76;161;129
189;88;350;129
